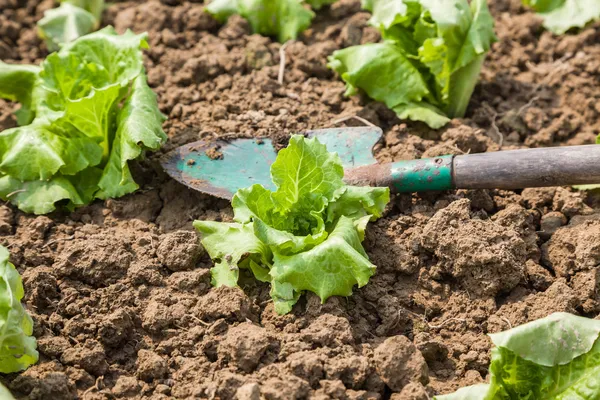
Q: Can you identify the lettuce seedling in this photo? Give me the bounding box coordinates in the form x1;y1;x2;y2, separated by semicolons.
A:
328;0;496;129
38;0;105;51
206;0;337;42
523;0;600;34
0;27;166;214
194;135;389;314
0;245;38;374
435;312;600;399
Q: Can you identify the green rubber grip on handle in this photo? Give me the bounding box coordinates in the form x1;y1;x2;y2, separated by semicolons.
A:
389;155;454;192
343;155;454;192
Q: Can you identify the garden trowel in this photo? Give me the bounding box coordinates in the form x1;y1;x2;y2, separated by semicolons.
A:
161;127;600;200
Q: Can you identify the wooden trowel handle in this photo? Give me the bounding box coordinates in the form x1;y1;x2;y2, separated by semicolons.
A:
344;144;600;192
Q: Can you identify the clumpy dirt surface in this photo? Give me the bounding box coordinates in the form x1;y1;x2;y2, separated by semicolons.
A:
2;0;600;398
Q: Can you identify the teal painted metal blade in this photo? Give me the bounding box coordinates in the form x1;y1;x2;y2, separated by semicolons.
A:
161;127;382;200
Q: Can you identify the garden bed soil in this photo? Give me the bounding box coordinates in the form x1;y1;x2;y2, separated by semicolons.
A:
1;0;600;398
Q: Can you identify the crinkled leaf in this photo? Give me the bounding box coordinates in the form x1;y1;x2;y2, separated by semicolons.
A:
206;0;314;42
232;184;280;224
393;101;450;128
0;169;101;215
333;0;496;127
42;27;148;94
95;75;167;199
0;119;102;181
253;216;328;256
488;339;600;399
0;62;41;125
367;0;408;30
271;135;344;212
417;0;495;116
418;37;451;101
456;0;497;70
0;246;38;373
446;312;600;400
489;312;600;367
524;0;600;34
328;42;432;111
418;0;472;67
116;75;167;159
433;384;490;400
195;136;389;315
193;221;272;287
238;0;314;42
326;186;390;223
0;27;164;214
270;216;376;311
38;3;98;52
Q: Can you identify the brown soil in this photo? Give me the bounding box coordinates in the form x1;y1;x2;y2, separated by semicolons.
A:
2;0;600;398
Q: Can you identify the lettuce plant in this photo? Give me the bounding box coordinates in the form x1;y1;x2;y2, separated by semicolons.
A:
0;245;38;375
0;27;167;215
435;312;600;399
38;0;105;51
194;135;389;314
328;0;496;129
205;0;337;42
523;0;600;34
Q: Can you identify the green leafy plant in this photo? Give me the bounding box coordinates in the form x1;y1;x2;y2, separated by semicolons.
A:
435;312;600;399
523;0;600;35
0;245;38;375
205;0;337;42
0;27;167;215
38;0;105;51
194;135;389;314
328;0;496;129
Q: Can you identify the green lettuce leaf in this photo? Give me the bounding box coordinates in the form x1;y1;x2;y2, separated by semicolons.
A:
37;0;105;51
38;3;98;52
96;75;167;199
523;0;600;34
270;135;344;215
487;313;600;399
0;119;102;181
206;0;315;42
0;27;166;214
232;184;280;225
270;216;376;314
328;0;496;128
439;312;600;400
193;221;272;287
328;42;432;110
0;245;38;373
0;63;41;125
195;135;389;314
326;186;390;222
